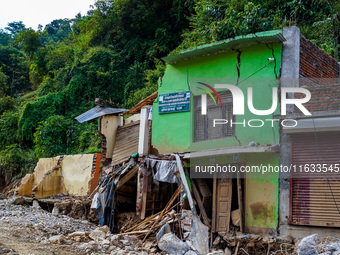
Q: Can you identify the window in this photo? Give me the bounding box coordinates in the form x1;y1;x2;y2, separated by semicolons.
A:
194;90;234;142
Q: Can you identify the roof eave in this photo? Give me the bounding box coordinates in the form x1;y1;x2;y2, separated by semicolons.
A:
163;30;286;64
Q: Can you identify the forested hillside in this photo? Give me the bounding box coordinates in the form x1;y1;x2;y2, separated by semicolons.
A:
0;0;339;183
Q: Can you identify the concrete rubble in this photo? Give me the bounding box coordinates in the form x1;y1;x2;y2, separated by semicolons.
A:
3;196;340;255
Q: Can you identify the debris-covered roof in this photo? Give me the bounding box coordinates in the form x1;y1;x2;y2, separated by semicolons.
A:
163;30;286;64
75;106;127;123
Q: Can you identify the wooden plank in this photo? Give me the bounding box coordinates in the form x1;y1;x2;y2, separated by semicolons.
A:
237;173;244;232
115;165;138;190
215;178;232;234
196;179;212;214
141;175;148;220
192;180;211;228
212;177;217;233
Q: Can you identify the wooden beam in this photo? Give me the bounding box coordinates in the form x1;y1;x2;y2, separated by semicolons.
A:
192;180;211;228
115;165;138;190
141;175;148;220
212;177;217;233
237;172;244;232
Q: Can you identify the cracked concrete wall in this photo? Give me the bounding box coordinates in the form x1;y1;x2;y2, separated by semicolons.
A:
152;42;282;154
61;154;94;196
17;156;61;197
17;154;96;198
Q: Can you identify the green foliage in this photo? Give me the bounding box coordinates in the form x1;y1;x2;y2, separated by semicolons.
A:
14;28;44;59
33;115;74;158
174;0;334;53
0;96;15;115
125;60;165;108
0;45;30;96
5;21;26;36
0;71;9;96
1;0;340;182
0;110;19;147
33;115;101;158
0;29;13;46
0;145;37;182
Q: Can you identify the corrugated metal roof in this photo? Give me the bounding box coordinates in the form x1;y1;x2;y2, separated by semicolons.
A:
163;30;286;64
75;106;127;123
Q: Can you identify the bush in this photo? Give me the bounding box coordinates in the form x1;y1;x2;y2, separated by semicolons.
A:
33;115;75;158
0;145;37;182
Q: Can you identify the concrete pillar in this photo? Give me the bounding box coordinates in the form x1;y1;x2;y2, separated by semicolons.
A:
138;107;150;156
279;26;300;235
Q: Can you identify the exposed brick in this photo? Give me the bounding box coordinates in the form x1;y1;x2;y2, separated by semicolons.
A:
296;35;340;113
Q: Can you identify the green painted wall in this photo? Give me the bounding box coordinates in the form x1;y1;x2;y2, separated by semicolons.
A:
152;40;282;231
243;153;279;230
152;43;282;153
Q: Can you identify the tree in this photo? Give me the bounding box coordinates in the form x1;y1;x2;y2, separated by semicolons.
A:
0;29;13;46
0;46;30;96
5;21;26;36
14;28;44;60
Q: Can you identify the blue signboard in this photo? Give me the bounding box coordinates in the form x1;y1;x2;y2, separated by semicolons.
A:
158;91;190;114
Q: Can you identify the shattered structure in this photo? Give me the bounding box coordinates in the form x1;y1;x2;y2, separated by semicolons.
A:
13;26;340;254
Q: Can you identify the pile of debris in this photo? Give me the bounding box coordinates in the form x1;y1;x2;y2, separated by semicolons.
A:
212;234;295;255
296;234;340;255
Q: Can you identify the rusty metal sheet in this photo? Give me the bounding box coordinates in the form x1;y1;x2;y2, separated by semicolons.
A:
75;106;127;123
290;132;340;227
111;121;140;165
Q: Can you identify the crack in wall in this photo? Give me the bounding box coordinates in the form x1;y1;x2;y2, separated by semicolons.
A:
236;49;242;85
266;43;278;78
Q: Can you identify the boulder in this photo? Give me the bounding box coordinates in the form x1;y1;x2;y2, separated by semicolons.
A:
49;235;66;244
297;234;319;255
158;233;189;255
12;197;25;205
89;228;106;242
68;231;87;242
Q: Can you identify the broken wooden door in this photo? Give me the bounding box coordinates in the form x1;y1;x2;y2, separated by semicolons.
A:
213;178;232;233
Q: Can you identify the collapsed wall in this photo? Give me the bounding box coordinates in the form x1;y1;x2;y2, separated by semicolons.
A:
17;153;101;198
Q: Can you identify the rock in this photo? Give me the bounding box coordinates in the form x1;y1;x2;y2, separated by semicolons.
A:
12;197;25;205
158;233;189;255
68;231;87;242
89;228;106;242
121;239;130;245
143;241;154;249
110;234;119;242
49;234;66;244
52;206;59;216
185;240;196;251
0;193;5;200
297;234;319;255
101;239;110;250
32;200;39;208
156;223;171;241
213;236;221;246
207;251;226;255
185;251;199;255
40;239;50;245
324;242;340;254
129;235;142;247
99;225;110;233
224;247;232;255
